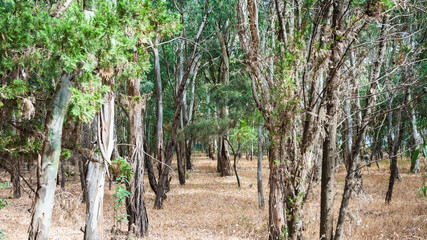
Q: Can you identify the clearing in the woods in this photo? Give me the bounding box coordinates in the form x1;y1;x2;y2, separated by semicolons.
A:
1;153;426;239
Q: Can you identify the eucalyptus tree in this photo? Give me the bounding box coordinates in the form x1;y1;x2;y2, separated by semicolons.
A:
153;0;212;209
0;0;159;238
235;0;385;238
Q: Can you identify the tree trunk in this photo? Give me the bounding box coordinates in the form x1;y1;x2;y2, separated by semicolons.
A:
335;16;389;240
84;159;105;240
60;161;65;190
84;91;115;240
257;124;264;209
126;77;149;236
268;136;286;240
185;140;192;170
12;159;21;199
144;149;158;194
385;88;408;203
177;142;186;185
28;74;72;240
152;43;165;177
320;86;338;240
79;158;88;202
219;136;232;176
409;90;421;173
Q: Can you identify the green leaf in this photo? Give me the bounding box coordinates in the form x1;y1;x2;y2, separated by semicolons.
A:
412;147;420;168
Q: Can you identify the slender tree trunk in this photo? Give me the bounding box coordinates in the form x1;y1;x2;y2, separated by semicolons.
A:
28;74;72;240
84;158;105;240
125;76;149;236
79;158;88;202
60;161;65;190
152;43;165;177
320;86;338;240
385;88;408;203
144;144;158;194
12;159;21;199
409;90;421;173
257;124;264;209
334;15;389;240
177;142;186;185
319;0;345;237
185;140;193;170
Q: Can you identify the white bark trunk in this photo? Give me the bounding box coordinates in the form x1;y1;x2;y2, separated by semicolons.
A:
29;74;72;240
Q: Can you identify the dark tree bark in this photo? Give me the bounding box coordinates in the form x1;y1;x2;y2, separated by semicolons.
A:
78;157;88;202
12;159;21;199
60;161;65;190
385;88;408;203
218;136;232;176
177;142;186;185
144;141;158;194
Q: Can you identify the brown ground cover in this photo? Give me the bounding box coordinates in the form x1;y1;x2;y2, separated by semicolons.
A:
1;153;426;239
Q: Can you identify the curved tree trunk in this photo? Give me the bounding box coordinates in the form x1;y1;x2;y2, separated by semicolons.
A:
28;74;72;240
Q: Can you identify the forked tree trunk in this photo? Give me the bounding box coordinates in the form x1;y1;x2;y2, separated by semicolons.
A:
335;16;389;240
28;74;72;240
319;0;344;237
84;92;115;240
126;77;149;236
320;88;338;240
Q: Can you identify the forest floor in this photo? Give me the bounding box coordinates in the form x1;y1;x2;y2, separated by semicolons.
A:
1;153;426;239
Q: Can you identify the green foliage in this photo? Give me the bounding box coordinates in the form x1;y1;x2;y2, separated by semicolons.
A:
111;157;133;179
60;148;72;161
111;158;133;229
229;119;256;152
411;147;420;171
0;80;28;101
69;80;109;122
419;174;426;198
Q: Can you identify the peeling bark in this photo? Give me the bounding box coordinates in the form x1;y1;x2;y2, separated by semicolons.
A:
28;74;72;240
